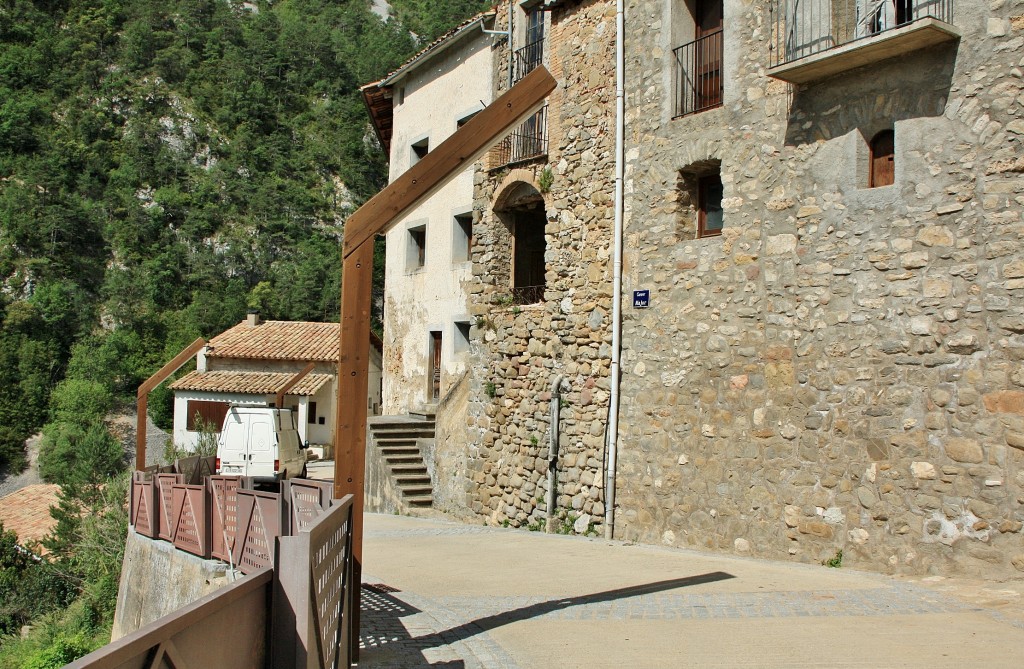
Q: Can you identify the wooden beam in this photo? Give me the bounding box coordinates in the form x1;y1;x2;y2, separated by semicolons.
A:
333;67;556;659
135;337;207;471
342;66;557;258
274;362;316;409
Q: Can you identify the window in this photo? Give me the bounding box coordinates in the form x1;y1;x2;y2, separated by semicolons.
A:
307;401;317;425
673;0;723;117
407;223;426;270
869;129;895;188
453;211;473;263
454;321;472;354
677;161;723;240
456;110;480;128
429;331;442;401
186;400;229;432
698;173;724;237
411;137;428;166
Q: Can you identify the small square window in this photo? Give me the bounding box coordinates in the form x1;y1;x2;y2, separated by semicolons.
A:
407;223;426;270
457;111;479;128
411;137;429;166
454;321;472;353
453;211;473;263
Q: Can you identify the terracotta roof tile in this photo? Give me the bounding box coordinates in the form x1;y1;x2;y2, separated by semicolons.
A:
207;320;340;362
0;484;59;547
170;370;333;396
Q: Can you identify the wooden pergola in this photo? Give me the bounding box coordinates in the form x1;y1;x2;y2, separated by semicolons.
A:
332;66;556;650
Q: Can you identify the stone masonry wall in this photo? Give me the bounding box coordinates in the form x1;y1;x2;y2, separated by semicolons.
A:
617;0;1024;576
462;0;617;532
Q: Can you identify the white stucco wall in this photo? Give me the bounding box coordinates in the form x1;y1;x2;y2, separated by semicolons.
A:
382;31;493;414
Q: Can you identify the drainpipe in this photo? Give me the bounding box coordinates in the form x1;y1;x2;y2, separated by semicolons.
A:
604;0;625;540
546;374;564;532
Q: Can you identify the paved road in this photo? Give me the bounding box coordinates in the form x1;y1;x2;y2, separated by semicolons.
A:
356;513;1024;668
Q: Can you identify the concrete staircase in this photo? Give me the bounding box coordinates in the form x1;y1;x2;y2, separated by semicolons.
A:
368;412;435;509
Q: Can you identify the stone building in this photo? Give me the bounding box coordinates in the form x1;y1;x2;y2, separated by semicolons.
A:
459;0;618;530
615;0;1024;575
362;14;495;416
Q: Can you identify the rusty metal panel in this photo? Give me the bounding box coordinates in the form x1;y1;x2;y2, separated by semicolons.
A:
171;484;210;559
209;476;243;562
234;489;281;574
130;477;158;539
64;569;271;669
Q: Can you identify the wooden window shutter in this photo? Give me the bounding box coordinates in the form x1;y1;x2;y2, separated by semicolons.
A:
186;400;230;432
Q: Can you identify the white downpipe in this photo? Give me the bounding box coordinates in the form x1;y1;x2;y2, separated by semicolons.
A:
604;0;625;540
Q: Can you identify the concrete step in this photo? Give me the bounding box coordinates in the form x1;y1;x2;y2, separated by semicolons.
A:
404;495;433;507
398;484;433;496
394;475;431;486
374;437;423;447
390;464;428;475
369;420;436;431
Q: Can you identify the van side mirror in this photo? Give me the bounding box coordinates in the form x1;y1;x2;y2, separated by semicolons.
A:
302;440;310;450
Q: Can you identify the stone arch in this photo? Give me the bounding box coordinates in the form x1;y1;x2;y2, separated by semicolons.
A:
491;176;547;304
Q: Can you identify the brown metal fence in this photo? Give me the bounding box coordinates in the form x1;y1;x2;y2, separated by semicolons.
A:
234;489;283;574
210;475;246;562
156;474;182;541
171;484;210;558
273;496;355;669
64;569;273;669
130;472;158;538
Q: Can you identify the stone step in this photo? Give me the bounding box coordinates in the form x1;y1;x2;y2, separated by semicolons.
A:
404;495;433;507
384;457;423;466
393;471;430;483
374;436;424;446
398;484;433;496
390;463;428;474
370;430;435;442
369;420;436;431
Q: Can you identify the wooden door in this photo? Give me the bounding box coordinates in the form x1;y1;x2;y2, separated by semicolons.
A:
869;130;895;188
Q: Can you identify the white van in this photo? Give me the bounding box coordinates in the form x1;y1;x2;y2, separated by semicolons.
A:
215;406;308;482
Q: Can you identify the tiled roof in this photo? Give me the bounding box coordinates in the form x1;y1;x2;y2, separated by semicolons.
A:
207;320;340;362
0;484;59;548
170;370;333;396
379;11;496;87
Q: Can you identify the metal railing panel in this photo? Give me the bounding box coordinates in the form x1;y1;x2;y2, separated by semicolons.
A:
768;0;955;68
273;495;355;669
130;474;158;539
175;455;216;485
282;479;333;536
209;475;244;562
512;39;544;83
234;489;282;574
673;29;724;118
155;474;183;541
65;570;272;669
491;106;549;168
171;484;210;559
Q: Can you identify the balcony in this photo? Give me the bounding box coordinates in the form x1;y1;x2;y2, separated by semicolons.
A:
768;0;959;84
512;38;544;83
491;105;549;168
673;29;724;118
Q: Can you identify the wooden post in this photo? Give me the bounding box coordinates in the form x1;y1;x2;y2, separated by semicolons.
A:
274;362;316;410
332;67;557;657
136;338;207;471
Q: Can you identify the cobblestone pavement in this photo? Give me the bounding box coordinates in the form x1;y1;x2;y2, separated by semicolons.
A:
356;514;1024;668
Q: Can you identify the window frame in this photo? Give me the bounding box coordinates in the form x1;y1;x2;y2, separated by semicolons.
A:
697;173;724;238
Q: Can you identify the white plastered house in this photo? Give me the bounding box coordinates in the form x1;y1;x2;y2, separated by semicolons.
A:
361;12;494;414
170;313;383;454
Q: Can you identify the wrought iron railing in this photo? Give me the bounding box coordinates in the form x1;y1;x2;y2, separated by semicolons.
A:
769;0;954;67
512;284;545;305
673;29;724;118
492;106;548;167
512;38;544;83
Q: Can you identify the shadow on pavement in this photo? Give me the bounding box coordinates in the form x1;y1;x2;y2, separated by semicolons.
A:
357;572;734;667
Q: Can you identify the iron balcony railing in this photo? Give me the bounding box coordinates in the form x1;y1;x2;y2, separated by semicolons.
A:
492;105;548;167
769;0;954;67
512;38;545;83
673;29;724;118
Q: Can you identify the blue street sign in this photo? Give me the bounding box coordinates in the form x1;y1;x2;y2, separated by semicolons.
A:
633;290;650;308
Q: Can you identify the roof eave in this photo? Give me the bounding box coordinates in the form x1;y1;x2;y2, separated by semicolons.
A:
379;12;495;88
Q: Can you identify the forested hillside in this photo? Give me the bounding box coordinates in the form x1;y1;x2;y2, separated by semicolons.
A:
0;0;488;663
